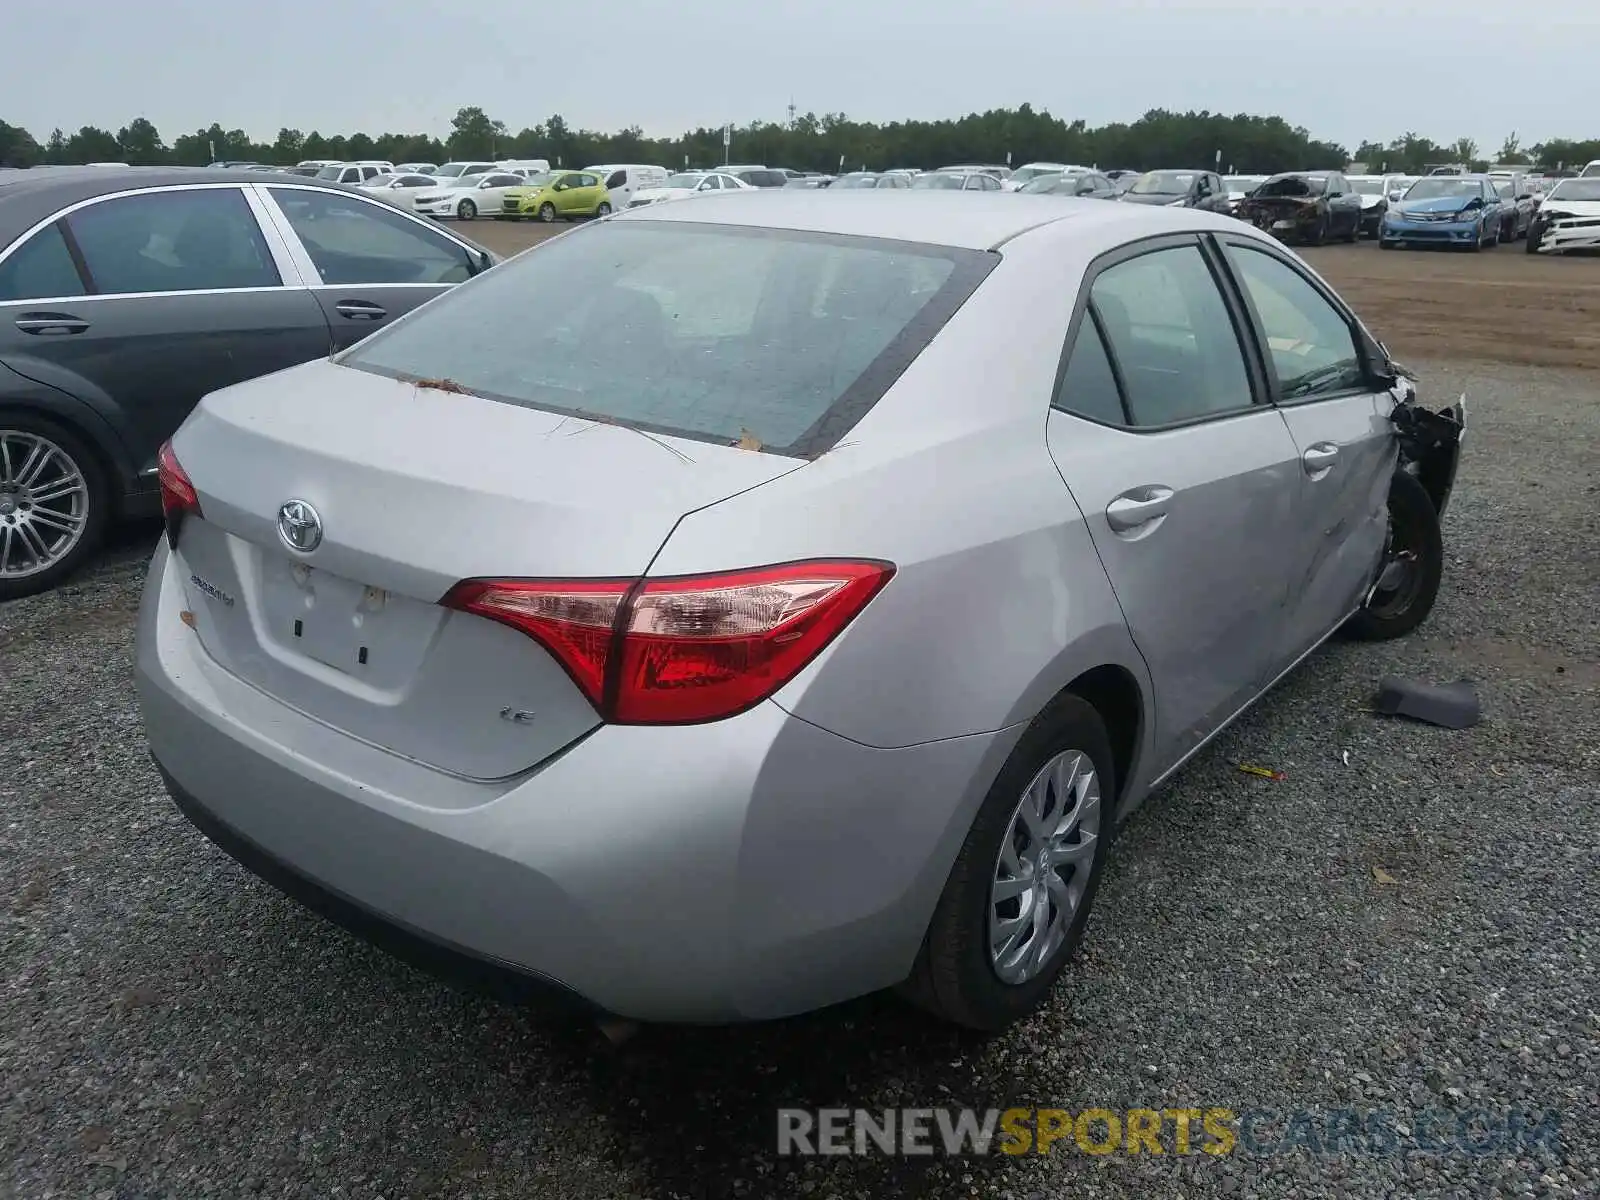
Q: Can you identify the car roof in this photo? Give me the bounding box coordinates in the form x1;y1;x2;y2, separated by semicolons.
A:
0;167;415;248
614;189;1249;251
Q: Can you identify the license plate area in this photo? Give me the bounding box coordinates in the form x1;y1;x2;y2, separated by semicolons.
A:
258;556;438;682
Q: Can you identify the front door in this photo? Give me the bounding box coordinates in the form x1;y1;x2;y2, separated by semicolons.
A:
1216;237;1397;665
260;185;480;352
0;186;330;475
1044;236;1306;772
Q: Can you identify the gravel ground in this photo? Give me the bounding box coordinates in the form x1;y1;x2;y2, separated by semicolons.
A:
2;360;1596;1200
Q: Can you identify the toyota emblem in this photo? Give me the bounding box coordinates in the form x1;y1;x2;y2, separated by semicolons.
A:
277;500;323;553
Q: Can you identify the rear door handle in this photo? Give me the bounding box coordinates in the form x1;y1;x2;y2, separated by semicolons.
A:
1302;442;1340;477
333;300;387;321
14;312;90;336
1105;486;1174;534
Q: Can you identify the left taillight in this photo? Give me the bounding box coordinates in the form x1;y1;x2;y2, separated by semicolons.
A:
440;559;895;725
158;440;200;548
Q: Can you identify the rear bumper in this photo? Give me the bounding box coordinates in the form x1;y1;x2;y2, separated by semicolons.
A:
136;543;1012;1023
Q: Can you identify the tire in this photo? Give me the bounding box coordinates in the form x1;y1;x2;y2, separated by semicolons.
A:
1308;215;1329;246
899;694;1116;1032
1342;469;1444;642
456;199;477;220
1379;238;1397;250
596;201;612;217
1526;229;1542;254
0;413;111;602
1342;215;1359;243
538;202;557;223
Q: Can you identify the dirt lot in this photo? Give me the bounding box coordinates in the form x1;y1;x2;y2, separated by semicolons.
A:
464;218;1600;370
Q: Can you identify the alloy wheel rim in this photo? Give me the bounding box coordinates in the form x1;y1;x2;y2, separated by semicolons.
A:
0;430;90;579
988;749;1102;985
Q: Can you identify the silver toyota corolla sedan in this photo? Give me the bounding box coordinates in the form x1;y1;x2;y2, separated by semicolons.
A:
136;191;1465;1031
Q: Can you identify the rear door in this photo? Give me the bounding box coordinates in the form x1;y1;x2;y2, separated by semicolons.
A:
0;185;329;476
1044;235;1307;772
1215;235;1395;664
258;184;482;351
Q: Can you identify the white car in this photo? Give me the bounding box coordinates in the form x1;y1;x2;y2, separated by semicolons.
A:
412;171;531;220
1223;175;1266;208
627;171;754;208
395;162;438;175
359;172;441;211
1005;162;1088;191
432;161;500;183
1529;176;1600;253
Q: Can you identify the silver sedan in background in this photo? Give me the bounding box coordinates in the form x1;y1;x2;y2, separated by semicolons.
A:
136;193;1463;1031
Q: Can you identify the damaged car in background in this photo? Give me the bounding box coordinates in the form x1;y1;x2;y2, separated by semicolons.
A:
1379;175;1504;251
1525;176;1600;254
135;195;1464;1035
1236;170;1364;244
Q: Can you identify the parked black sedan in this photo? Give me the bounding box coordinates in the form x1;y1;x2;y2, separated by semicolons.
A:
1017;170;1122;199
0;167;498;598
1117;169;1233;214
1236;171;1364;245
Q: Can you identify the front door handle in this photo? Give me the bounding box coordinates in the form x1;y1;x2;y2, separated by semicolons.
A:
14;312;90;336
1106;486;1174;534
333;300;387;321
1302;442;1340;477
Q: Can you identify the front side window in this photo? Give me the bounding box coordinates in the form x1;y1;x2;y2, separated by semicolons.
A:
0;224;87;302
1224;245;1364;401
606;171;627;189
66;189;280;294
269;188;474;285
1088;244;1253;427
339;222;988;456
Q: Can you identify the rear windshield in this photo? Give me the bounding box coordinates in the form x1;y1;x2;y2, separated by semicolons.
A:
339;221;995;457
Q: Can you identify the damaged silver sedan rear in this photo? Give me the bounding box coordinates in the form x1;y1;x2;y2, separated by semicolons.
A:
137;194;1464;1032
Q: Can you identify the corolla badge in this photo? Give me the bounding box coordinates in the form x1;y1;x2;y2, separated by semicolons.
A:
277;500;323;553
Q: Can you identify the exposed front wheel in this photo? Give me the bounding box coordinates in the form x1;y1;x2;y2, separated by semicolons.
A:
0;416;110;601
899;695;1115;1031
1342;469;1444;642
538;202;557;223
457;199;477;220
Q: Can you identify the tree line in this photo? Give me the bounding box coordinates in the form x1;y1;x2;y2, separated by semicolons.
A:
3;107;1597;177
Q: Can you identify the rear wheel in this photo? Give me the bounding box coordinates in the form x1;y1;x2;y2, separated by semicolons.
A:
457;198;477;220
0;415;110;602
596;201;612;217
1342;469;1443;642
899;695;1114;1031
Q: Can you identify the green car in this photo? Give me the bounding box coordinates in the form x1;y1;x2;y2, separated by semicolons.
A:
500;171;613;222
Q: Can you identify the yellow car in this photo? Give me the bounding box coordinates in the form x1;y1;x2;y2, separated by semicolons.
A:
499;170;613;222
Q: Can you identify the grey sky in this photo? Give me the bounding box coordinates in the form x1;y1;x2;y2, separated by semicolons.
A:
7;0;1588;152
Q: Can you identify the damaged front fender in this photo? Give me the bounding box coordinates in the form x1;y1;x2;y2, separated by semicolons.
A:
1390;388;1467;519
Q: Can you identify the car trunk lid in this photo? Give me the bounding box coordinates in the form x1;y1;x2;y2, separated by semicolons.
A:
168;359;802;779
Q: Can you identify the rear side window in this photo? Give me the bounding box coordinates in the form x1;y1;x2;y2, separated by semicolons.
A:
0;224;87;301
269;188;475;285
66;189;280;294
340;222;994;456
1089;245;1253;426
1053;314;1127;425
